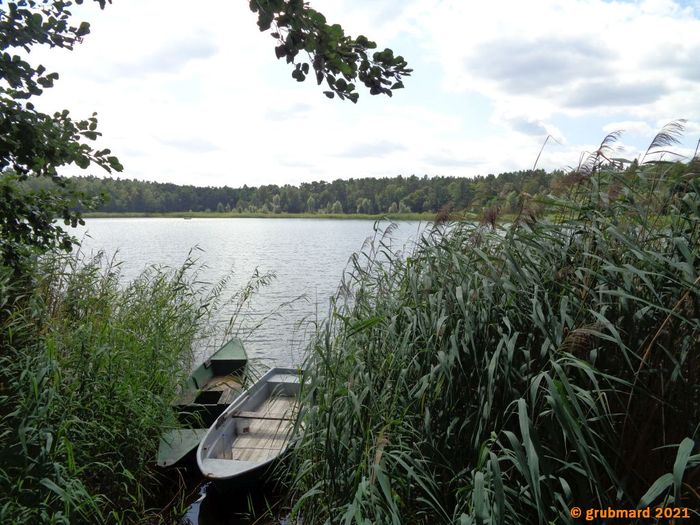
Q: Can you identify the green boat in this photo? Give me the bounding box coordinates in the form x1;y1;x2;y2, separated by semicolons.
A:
157;337;248;468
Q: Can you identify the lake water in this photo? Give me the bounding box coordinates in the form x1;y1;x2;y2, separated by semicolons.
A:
76;218;426;368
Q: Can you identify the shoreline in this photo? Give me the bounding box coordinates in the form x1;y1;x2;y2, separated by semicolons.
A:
82;211;442;220
80;211;547;223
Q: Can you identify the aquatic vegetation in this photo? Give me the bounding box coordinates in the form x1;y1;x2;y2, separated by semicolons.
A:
288;127;700;523
0;251;272;523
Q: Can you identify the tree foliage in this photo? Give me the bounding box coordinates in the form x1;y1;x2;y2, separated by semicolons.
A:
0;0;122;271
49;169;565;215
250;0;411;102
0;0;410;272
54;159;697;220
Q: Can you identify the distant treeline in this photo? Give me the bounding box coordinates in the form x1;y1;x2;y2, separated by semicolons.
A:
64;171;562;215
34;162;692;215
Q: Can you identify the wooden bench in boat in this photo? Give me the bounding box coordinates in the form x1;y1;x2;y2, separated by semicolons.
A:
230;410;295;421
197;368;304;477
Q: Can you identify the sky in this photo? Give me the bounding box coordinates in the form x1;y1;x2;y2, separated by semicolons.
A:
29;0;700;187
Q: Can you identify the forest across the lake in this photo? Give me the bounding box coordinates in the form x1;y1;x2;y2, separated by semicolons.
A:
23;166;673;217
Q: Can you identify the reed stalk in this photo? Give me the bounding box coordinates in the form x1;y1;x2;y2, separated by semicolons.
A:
286;126;700;524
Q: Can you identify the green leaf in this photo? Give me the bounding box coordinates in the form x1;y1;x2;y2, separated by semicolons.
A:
473;471;488;524
638;473;673;508
347;316;383;337
517;398;542;512
257;12;274;31
77;21;90;37
489;452;505;525
40;478;67;500
673;438;695;503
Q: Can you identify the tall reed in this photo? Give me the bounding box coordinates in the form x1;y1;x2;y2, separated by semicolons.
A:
0;250;271;523
286;126;700;524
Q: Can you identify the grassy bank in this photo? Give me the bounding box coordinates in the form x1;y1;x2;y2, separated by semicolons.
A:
286;150;700;522
82;211;438;221
81;210;544;224
0;252;251;523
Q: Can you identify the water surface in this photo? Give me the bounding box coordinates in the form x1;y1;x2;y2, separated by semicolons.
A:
76;218;425;367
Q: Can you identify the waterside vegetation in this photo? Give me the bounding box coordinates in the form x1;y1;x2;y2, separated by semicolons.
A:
82;210;438;221
0;251;272;523
286;128;700;523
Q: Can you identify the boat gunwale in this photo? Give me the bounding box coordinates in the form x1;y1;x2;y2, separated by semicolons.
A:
196;367;303;480
156;337;248;468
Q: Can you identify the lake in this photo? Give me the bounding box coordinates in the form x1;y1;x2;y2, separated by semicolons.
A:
76;218;426;368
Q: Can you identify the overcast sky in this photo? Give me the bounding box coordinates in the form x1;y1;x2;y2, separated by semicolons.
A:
31;0;700;187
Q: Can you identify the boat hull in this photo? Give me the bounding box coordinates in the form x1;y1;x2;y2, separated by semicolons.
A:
157;337;248;468
197;367;303;484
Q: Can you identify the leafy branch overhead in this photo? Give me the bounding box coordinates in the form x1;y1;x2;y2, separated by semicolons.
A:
0;0;121;271
249;0;411;103
0;0;121;178
0;0;409;271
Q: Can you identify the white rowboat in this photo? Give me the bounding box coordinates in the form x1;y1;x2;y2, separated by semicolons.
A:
196;367;302;481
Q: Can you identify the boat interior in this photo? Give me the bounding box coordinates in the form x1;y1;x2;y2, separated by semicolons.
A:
202;373;300;463
179;374;244;406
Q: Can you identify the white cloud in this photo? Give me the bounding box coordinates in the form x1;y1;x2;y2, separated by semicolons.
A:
603;120;656;137
21;0;700;187
409;0;700;118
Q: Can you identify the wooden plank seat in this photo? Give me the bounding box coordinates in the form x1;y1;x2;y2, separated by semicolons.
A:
231;410;295;421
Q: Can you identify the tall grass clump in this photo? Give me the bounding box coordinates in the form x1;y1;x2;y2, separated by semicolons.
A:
287;124;700;523
0;251;261;523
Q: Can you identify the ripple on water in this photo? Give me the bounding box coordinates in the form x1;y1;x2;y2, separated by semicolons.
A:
76;218;426;367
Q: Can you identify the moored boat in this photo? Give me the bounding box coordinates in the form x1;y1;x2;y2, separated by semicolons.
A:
157;337;248;468
196;367;303;483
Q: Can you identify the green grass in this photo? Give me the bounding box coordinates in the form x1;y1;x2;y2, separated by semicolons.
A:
82;211;437;221
285;131;700;523
0;251;271;523
81;210;563;224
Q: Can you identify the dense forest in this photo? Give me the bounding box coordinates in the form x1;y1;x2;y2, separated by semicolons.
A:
50;170;568;215
46;161;691;216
